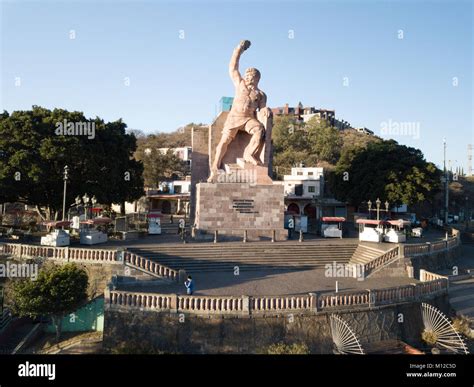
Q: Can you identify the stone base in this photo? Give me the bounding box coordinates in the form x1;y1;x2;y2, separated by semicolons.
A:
195;182;286;241
194;228;288;242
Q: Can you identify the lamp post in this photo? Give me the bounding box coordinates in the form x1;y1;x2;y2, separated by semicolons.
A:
443;139;449;225
82;193;90;220
367;198;389;220
466;196;470;231
62;166;68;221
91;196;97;218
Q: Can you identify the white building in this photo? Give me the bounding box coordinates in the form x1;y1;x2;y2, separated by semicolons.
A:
283;167;324;198
157;147;192;166
282;167;347;230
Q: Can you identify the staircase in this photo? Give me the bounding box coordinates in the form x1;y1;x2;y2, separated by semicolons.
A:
449;276;474;320
461;232;474;245
0;319;36;354
349;244;386;266
129;242;358;273
159;215;187;235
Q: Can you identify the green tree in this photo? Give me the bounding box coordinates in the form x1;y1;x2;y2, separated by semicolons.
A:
306;117;342;164
9;263;88;340
135;148;188;188
0;107;144;219
330;140;441;207
272;116;310;178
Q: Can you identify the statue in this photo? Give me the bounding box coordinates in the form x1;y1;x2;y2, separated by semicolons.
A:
207;40;272;183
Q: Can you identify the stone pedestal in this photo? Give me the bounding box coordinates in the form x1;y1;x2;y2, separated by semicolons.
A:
195;181;287;241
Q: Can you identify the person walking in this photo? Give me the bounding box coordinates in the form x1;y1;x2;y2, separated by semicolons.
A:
184;275;194;295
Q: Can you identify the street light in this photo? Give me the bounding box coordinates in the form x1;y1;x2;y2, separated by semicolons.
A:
62;166;68;221
91;196;97;218
375;198;381;220
466;196;470;231
443;139;449;225
82;193;90;220
367;198;389;220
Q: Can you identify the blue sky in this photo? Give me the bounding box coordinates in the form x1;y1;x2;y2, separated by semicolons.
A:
1;0;472;170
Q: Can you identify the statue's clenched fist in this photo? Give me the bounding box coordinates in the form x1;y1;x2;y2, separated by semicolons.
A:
238;40;251;52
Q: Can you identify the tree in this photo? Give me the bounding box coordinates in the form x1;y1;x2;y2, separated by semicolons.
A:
9;263;88;340
306;117;342;164
135;148;188;188
330;140;442;208
272;116;312;178
0;107;144;219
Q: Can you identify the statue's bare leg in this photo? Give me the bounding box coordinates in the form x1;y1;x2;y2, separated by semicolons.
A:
208;134;233;182
243;124;264;166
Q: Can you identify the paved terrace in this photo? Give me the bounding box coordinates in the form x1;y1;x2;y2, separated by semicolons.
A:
117;267;420;296
76;228;447;249
1;229;452;297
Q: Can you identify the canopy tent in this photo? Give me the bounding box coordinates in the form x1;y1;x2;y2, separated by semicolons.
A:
321;217;346;223
356;219;386;226
80;217;112;226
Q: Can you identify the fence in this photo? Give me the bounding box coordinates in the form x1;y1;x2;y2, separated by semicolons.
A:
105;278;448;316
403;233;460;258
363;245;400;277
0;243;178;282
0;243;119;263
124;251;179;281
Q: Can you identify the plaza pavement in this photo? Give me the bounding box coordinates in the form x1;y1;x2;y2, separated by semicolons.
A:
119;267;420;297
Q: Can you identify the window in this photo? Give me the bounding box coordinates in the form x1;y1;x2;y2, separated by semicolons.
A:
308;186;316;193
297;171;303;176
174;185;182;194
308;171;314;176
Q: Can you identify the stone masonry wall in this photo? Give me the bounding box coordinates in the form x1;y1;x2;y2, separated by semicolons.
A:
103;295;450;354
195;182;285;236
190;126;210;224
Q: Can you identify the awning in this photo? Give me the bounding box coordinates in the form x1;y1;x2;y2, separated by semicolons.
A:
80;217;112;225
387;219;411;227
321;217;346;222
356;219;385;225
42;220;72;228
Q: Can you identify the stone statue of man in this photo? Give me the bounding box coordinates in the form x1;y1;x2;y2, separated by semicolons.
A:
208;40;271;183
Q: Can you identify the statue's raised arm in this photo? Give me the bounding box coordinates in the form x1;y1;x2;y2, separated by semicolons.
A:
229;40;251;87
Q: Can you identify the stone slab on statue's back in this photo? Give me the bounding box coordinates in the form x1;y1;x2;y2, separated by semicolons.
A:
209;111;273;179
195;182;286;241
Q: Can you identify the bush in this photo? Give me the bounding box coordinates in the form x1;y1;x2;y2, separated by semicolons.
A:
452;316;474;339
265;342;310;355
421;330;439;346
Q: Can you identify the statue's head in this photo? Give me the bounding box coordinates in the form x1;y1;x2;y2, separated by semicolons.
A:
244;67;260;86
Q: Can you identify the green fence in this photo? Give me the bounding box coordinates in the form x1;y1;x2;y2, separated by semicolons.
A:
45;297;104;333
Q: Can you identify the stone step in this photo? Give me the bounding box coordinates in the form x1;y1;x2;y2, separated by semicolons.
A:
136;252;354;259
129;243;356;273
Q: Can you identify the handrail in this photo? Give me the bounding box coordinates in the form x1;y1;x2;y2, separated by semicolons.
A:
105;278;448;315
363;245;399;277
0;243;119;263
403;233;460;258
123;252;179;282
